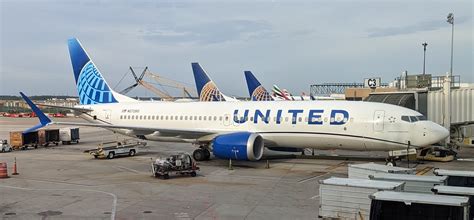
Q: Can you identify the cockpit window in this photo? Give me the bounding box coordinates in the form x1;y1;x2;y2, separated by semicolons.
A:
402;115;427;123
416;115;427;121
401;116;410;122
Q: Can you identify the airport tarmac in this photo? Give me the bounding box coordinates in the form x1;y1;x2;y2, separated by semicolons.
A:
1;117;473;219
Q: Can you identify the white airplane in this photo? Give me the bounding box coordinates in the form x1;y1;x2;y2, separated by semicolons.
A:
21;38;449;163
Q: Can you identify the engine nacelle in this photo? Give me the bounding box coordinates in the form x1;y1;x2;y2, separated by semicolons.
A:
212;132;264;161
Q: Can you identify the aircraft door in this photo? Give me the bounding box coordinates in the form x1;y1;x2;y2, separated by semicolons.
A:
103;109;112;123
373;110;384;132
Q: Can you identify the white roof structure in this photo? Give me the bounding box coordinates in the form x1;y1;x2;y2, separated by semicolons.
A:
434;169;474;177
320;177;404;190
370;173;447;183
433;185;474;196
349;163;415;173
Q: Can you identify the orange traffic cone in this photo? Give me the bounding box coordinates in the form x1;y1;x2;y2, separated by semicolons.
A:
12;157;18;175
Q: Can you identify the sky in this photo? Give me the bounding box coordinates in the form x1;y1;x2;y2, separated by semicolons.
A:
0;0;472;97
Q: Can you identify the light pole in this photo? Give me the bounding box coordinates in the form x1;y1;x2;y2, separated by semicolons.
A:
447;13;454;78
444;13;455;146
422;42;428;75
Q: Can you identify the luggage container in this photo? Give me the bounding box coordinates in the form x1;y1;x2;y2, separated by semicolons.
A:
369;191;469;220
432;185;474;220
318;177;405;220
348;162;415;179
9;131;44;150
369;173;447;193
60;127;80;145
41;129;59;146
434;168;474;187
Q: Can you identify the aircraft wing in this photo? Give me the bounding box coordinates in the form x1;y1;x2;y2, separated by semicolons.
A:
51;121;216;137
36;104;93;113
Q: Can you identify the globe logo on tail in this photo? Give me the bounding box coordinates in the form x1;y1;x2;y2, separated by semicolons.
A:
77;61;117;105
252;86;273;101
200;82;225;101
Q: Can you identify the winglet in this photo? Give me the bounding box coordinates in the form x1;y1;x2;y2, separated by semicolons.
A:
20;92;52;133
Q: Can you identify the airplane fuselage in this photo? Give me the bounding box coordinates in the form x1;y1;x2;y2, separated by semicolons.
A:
78;100;447;151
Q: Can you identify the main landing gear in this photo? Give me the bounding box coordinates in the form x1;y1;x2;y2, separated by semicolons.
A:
193;146;211;161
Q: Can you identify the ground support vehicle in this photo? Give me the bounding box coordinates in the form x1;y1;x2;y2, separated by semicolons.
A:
152;153;199;179
86;140;146;159
1;140;12;152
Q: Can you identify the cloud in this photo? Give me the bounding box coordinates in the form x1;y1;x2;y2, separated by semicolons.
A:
367;16;470;38
139;19;276;45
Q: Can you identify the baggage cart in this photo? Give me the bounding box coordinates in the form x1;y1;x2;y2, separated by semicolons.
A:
432;185;474;220
60;127;80;145
370;191;469;220
10;131;44;150
152;153;199;179
434;168;474;187
319;177;404;220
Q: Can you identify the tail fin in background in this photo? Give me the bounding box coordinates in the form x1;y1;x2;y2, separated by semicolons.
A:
244;71;273;101
191;62;226;102
68;38;136;105
272;84;290;100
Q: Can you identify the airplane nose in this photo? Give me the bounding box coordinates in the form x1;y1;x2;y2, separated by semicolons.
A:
433;124;450;143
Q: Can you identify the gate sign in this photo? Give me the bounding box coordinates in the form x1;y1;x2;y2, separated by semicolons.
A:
364;78;381;89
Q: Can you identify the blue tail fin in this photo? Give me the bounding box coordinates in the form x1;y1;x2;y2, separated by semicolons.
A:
68;38;135;105
20;92;52;133
244;71;273;101
191;62;225;101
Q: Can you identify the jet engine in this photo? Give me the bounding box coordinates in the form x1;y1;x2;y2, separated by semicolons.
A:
212;132;264;161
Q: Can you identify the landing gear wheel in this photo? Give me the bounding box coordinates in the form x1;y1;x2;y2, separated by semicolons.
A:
193;149;206;161
203;148;211;160
107;152;115;159
129;150;136;156
163;174;170;179
386;160;396;167
190;171;197;177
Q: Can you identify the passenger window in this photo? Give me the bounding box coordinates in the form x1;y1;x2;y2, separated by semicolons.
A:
199;116;202;120
194;116;197;120
250;117;254;121
184;116;188;120
214;116;217;121
203;116;207;121
401;116;410;122
285;117;288;122
298;117;302;122
219;116;222;121
127;115;130;120
165;116;168;120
